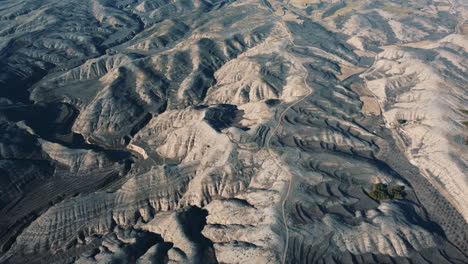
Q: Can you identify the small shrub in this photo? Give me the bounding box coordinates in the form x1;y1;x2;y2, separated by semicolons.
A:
372;183;386;191
388;186;405;199
369;183;390;200
369;184;405;200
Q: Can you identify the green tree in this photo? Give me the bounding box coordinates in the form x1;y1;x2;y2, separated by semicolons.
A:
369;184;405;200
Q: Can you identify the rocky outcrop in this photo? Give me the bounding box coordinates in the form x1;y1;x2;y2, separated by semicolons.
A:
362;36;468;221
0;0;466;263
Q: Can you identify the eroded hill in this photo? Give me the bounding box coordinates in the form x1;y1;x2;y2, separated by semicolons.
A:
0;0;467;263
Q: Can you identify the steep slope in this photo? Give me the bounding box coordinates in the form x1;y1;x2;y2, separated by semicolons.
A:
362;39;468;220
0;0;466;263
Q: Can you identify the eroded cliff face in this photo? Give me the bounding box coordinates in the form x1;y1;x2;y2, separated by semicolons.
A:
0;0;466;263
362;40;468;219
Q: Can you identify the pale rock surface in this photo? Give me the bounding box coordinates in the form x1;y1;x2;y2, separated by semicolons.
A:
0;0;467;263
362;36;468;221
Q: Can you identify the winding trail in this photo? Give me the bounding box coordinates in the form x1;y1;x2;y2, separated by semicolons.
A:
259;1;314;262
361;0;468;221
363;54;465;218
262;0;468;261
265;83;312;264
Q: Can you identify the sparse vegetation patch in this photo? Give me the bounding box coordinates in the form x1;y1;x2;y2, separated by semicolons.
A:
368;183;406;200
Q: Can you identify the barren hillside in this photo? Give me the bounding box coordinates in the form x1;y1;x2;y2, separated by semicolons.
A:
0;0;466;263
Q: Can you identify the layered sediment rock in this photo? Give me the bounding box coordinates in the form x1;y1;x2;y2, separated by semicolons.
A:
0;0;466;263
